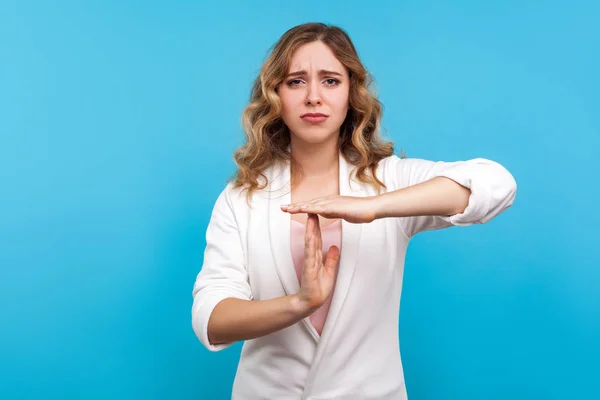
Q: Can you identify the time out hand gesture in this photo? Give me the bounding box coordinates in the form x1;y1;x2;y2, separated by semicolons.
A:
296;214;340;312
281;195;378;224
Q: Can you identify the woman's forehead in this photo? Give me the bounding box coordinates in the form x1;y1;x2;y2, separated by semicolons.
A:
287;42;345;75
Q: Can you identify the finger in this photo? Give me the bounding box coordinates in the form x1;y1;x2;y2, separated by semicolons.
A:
284;196;328;210
304;216;315;265
323;245;340;276
316;240;323;267
299;203;324;213
304;214;321;257
281;204;302;213
301;197;327;208
316;224;323;255
283;201;330;215
309;214;322;253
298;196;327;205
290;200;311;209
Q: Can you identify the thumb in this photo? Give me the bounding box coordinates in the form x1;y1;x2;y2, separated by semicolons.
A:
323;245;340;275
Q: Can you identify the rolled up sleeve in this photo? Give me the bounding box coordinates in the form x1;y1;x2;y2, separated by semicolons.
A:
191;186;252;352
387;156;517;238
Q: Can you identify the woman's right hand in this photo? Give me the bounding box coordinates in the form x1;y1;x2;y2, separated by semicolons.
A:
296;213;340;313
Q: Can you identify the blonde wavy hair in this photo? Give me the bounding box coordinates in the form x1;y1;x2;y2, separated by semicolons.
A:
231;22;397;200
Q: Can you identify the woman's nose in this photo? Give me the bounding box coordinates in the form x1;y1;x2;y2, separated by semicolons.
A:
305;82;322;105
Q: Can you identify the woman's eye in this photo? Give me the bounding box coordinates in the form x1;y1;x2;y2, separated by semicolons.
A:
286;78;339;87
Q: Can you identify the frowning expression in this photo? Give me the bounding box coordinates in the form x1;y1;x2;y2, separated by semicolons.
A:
278;41;350;145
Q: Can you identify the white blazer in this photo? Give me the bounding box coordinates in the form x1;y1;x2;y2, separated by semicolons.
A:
192;153;517;400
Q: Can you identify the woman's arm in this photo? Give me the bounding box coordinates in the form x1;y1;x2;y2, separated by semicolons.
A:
194;189;338;350
388;157;517;237
281;156;517;237
374;176;472;219
207;214;339;345
206;295;310;346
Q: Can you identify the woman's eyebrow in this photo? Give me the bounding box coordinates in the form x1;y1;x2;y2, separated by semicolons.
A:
285;69;344;78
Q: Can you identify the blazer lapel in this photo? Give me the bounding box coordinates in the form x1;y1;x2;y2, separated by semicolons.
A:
266;160;300;297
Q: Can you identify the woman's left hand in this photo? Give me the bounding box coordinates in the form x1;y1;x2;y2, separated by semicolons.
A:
281;195;380;224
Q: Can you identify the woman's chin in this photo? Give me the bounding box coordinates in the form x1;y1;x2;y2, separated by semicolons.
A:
291;130;339;145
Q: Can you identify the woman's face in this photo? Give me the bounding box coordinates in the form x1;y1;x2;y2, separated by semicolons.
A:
278;41;350;146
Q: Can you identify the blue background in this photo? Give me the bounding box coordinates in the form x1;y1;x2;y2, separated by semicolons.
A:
1;0;598;399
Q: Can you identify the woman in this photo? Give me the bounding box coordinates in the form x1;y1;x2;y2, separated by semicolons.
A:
192;22;517;400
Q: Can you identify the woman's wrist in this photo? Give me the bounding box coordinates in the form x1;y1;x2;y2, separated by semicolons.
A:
372;191;400;220
288;293;316;319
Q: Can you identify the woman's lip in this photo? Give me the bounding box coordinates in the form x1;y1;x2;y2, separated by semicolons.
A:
301;115;328;123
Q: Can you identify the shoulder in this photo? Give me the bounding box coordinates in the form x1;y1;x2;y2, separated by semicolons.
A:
373;154;444;190
376;154;402;170
372;154;404;189
225;181;252;206
208;182;248;218
215;173;274;216
376;154;432;171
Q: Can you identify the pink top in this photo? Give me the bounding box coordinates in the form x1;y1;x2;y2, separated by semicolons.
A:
290;219;342;336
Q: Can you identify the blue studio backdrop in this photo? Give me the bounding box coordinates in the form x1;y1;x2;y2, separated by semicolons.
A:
1;1;598;399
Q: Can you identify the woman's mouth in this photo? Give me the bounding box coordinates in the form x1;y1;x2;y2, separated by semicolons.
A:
300;113;329;123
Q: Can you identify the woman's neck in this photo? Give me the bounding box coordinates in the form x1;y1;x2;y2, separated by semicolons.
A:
290;136;340;185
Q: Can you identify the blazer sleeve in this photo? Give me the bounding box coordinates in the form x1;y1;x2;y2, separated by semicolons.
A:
191;185;253;352
385;155;517;238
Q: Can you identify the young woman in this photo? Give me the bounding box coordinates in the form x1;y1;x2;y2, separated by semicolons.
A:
192;22;517;400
